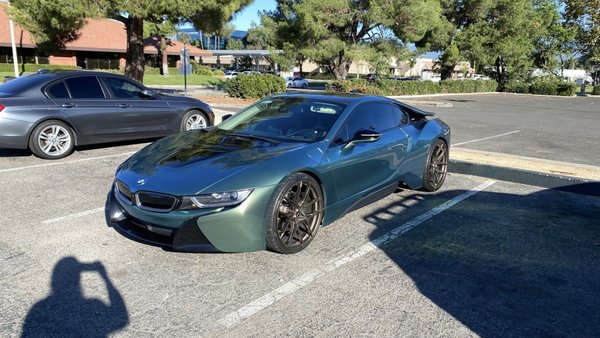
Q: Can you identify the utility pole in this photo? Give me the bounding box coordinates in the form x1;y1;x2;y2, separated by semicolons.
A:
8;2;19;77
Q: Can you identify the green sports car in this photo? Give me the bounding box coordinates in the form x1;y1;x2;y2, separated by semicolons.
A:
106;93;450;254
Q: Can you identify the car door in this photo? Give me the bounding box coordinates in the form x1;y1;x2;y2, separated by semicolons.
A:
47;75;121;139
325;102;409;201
100;76;172;135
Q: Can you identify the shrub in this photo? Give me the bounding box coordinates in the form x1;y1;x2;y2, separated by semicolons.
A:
223;74;286;98
190;61;213;76
213;70;224;76
556;82;577;96
0;63;79;72
530;81;558;96
592;85;600;96
504;81;530;94
327;79;496;96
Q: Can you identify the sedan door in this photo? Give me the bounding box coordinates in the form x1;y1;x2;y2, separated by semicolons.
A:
101;76;174;136
48;76;122;140
325;102;409;201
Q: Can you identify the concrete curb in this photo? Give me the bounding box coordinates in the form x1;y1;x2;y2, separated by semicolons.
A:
449;159;600;197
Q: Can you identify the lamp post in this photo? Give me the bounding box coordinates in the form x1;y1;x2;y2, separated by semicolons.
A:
8;1;19;77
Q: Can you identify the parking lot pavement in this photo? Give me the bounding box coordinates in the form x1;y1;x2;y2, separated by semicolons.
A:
1;145;598;337
411;93;600;167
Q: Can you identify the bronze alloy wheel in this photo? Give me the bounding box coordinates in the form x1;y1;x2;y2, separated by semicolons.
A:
422;139;448;192
266;173;324;254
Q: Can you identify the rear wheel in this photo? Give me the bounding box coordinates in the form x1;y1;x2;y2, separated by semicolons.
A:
421;139;448;192
29;120;74;159
265;173;324;254
181;110;208;131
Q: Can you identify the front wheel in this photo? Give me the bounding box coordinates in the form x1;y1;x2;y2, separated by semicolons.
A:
181;110;208;131
421;139;448;192
265;173;324;254
29;120;75;159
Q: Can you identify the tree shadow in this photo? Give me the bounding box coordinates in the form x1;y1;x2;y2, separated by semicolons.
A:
366;184;600;337
21;257;129;337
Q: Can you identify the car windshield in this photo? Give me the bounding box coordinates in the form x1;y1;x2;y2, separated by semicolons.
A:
218;96;346;143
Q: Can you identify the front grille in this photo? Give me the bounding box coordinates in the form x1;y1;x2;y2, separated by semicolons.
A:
114;180;177;212
135;192;177;212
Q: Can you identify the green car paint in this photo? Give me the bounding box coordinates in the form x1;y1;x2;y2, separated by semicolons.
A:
107;93;450;253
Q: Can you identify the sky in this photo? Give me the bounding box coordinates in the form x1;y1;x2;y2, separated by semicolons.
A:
230;0;277;31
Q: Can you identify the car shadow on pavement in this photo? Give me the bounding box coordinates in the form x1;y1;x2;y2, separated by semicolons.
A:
365;184;600;337
21;257;129;337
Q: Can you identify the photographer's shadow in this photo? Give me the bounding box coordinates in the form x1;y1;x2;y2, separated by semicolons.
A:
22;257;129;338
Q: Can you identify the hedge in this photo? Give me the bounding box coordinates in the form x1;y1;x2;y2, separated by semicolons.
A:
327;79;497;96
223;74;286;98
0;63;79;72
504;80;578;96
144;66;180;75
592;85;600;96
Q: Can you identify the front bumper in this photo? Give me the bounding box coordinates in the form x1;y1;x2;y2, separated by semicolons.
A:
105;184;274;252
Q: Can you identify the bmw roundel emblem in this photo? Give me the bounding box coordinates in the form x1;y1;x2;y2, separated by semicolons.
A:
137;178;146;185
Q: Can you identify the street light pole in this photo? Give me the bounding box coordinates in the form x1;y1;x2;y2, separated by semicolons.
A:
8;2;19;77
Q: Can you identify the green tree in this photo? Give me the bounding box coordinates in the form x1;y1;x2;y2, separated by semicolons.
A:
144;19;176;76
458;0;554;88
564;0;600;63
262;0;440;80
10;0;252;82
226;38;244;50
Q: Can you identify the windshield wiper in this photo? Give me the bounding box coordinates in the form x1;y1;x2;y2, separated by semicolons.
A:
225;133;281;145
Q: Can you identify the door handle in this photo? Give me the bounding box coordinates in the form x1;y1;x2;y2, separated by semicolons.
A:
117;104;131;108
61;103;76;108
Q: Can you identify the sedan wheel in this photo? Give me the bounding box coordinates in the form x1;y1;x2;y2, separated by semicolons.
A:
29;120;74;159
181;110;208;131
266;173;324;254
422;139;448;192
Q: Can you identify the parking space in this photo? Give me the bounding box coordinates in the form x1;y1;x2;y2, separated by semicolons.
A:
416;93;600;166
1;145;598;337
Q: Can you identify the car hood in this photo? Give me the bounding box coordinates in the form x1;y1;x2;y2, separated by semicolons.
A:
116;129;313;195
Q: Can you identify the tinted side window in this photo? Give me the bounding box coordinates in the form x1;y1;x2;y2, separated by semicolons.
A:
64;76;105;99
390;105;408;125
46;82;70;99
344;105;377;142
103;77;143;98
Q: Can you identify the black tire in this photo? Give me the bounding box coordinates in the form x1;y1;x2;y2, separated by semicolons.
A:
302;83;307;88
265;173;324;254
180;110;209;131
29;120;75;159
421;139;448;192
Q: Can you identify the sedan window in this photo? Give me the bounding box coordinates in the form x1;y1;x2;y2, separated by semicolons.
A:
103;77;144;99
64;76;105;99
46;82;70;99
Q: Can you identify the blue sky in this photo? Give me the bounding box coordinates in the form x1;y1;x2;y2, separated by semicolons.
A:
230;0;277;31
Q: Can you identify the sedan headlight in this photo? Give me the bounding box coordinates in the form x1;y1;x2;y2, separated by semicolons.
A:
178;189;253;210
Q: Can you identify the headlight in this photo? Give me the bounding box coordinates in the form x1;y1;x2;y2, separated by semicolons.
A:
178;189;253;210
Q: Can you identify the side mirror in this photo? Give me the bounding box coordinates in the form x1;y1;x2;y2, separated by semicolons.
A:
221;114;233;122
343;129;381;150
139;89;157;99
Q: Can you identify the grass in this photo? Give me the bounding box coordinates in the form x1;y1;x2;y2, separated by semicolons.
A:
1;71;225;86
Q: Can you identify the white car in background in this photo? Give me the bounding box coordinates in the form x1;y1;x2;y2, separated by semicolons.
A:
286;77;309;88
224;71;239;79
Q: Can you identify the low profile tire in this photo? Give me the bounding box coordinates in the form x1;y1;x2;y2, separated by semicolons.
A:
265;173;324;254
421;139;448;192
29;120;74;159
181;110;208;131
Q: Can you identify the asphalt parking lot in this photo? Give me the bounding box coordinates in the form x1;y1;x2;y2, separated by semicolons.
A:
1;93;599;337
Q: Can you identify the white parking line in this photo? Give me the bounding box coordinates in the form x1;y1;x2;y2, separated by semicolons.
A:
0;152;136;174
219;179;496;328
42;207;105;224
453;130;520;147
